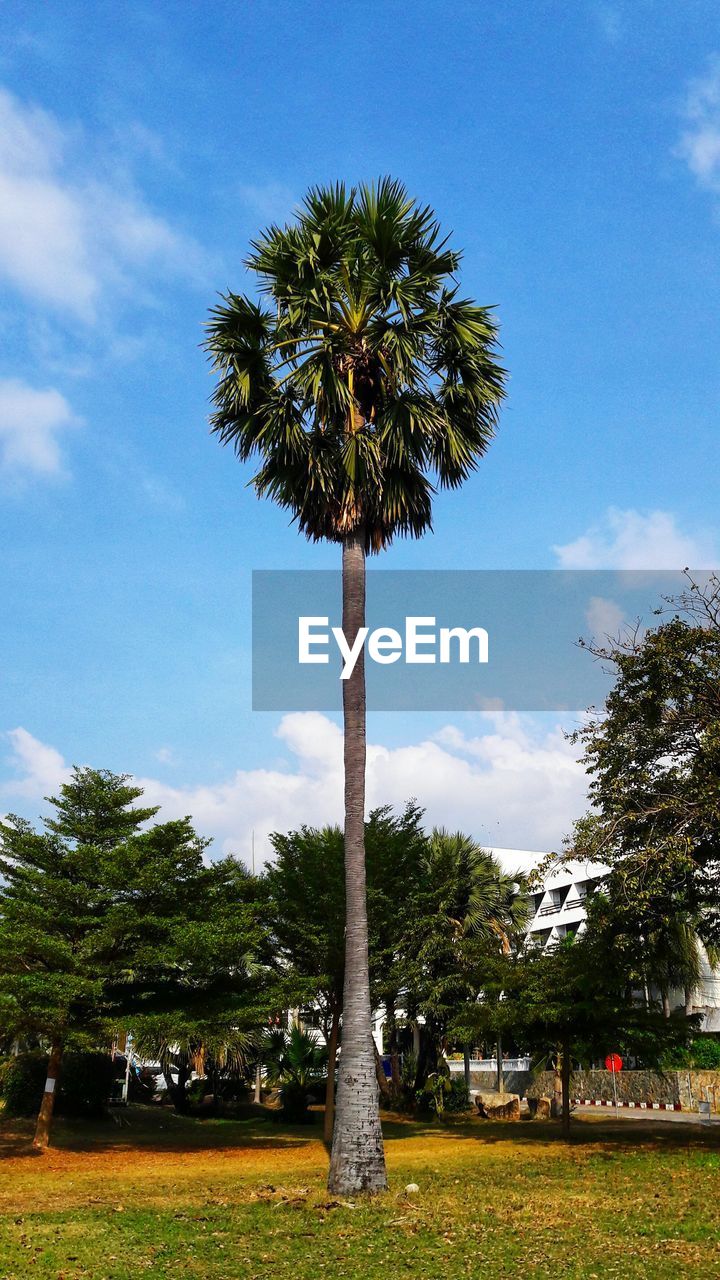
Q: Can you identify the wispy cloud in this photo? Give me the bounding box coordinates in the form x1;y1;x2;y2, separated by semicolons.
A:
554;507;717;570
238;182;298;227
139;474;186;512
676;56;720;195
0;377;78;475
0;85;208;323
592;4;622;45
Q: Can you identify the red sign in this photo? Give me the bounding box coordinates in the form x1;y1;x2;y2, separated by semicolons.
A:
605;1053;623;1072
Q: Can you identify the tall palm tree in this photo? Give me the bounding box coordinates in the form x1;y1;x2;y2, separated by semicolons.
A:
205;179;505;1193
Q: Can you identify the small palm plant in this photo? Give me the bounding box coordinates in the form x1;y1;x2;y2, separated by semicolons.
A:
205;179;505;1192
262;1024;328;1122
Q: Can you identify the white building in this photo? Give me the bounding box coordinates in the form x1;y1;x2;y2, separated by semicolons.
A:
492;847;720;1031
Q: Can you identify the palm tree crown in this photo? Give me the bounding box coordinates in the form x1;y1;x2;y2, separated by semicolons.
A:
205;178;505;551
427;828;527;950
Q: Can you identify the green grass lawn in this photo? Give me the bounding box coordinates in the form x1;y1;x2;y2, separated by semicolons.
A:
1;1107;719;1278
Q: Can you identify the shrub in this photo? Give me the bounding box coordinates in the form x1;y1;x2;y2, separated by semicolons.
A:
128;1064;158;1104
279;1079;315;1123
186;1077;208;1107
0;1050;115;1118
444;1077;472;1112
691;1036;720;1070
662;1036;720;1071
0;1051;47;1117
414;1072;472;1116
60;1052;115;1116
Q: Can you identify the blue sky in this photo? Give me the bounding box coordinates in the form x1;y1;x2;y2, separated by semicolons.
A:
1;1;718;860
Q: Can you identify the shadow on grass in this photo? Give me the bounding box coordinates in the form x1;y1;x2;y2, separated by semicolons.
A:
379;1111;720;1153
3;1105;719;1163
0;1106;319;1160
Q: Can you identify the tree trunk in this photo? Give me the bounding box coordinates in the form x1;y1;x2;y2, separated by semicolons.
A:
414;1022;439;1093
684;985;694;1017
373;1041;391;1101
662;990;671;1019
463;1046;471;1093
561;1040;571;1138
551;1053;563;1120
33;1039;63;1150
254;1062;262;1105
387;1003;402;1093
323;1000;341;1143
161;1050;190;1113
328;531;387;1195
496;1036;503;1094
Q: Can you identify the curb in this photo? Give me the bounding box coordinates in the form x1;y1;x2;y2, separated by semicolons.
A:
572;1098;682;1111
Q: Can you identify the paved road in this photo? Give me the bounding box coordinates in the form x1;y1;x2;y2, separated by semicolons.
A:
573;1103;720;1125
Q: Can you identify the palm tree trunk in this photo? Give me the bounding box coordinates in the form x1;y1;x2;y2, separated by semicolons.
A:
33;1039;63;1149
328;530;387;1195
323;999;341;1143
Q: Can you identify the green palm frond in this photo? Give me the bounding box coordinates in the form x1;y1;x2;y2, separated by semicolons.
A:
205;178;505;551
426;828;528;947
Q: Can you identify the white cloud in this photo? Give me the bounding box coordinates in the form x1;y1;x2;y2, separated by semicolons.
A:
2;728;70;801
1;712;587;863
584;595;625;639
676;56;720;194
0;377;78;474
554;507;717;569
0;86;206;321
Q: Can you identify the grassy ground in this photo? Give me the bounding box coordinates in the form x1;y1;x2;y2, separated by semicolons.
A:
1;1106;719;1279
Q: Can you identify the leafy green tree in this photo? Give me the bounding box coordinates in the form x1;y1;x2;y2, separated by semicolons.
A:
401;830;526;1089
567;572;720;1028
121;855;270;1113
365;803;428;1095
265;824;345;1140
573;572;720;949
0;768;157;1146
265;802;427;1138
0;769;267;1143
205;178;505;1194
463;899;693;1136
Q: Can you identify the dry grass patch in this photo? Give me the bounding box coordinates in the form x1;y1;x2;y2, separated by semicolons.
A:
1;1107;719;1278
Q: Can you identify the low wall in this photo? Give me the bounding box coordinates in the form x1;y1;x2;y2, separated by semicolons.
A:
526;1070;677;1106
517;1069;720;1112
468;1070;534;1096
678;1071;720;1111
